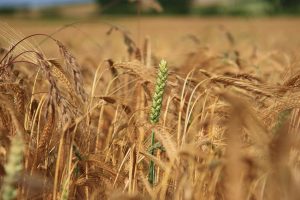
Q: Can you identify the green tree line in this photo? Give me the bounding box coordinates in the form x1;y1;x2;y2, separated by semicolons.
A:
96;0;299;15
96;0;192;14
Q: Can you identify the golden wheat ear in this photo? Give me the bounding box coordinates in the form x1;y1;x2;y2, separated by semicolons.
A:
0;95;25;200
56;41;87;102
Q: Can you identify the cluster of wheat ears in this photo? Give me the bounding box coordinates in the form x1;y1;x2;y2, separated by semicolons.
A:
0;22;300;200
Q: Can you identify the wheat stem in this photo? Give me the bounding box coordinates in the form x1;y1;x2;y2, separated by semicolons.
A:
148;59;168;186
1;134;24;200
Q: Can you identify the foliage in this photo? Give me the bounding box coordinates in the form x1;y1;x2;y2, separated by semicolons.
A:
266;0;300;13
158;0;191;14
96;0;137;14
0;7;17;15
95;0;192;14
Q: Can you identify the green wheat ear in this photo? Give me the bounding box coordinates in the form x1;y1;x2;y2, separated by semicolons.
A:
148;59;168;186
150;59;168;124
2;134;24;200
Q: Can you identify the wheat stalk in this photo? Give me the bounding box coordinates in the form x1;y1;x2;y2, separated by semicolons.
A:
1;134;24;200
148;59;168;185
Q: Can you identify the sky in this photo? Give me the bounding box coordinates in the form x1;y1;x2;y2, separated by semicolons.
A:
0;0;92;8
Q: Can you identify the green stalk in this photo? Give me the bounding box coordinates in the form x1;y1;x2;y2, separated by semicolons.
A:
1;134;24;200
148;130;156;185
148;59;168;186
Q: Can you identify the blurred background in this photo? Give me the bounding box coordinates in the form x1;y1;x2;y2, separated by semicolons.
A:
0;0;299;19
1;2;300;200
0;0;299;71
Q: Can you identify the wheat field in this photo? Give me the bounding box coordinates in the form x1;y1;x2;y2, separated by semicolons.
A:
0;17;300;200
